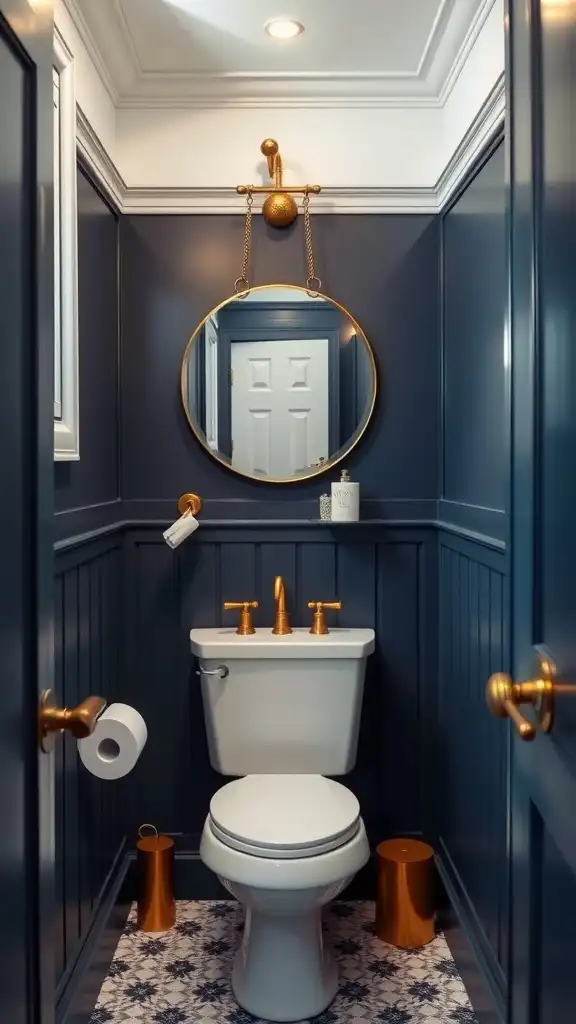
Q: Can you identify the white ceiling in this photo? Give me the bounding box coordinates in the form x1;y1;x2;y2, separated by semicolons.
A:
67;0;491;105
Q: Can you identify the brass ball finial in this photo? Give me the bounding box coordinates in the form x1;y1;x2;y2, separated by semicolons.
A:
261;138;279;158
262;192;298;228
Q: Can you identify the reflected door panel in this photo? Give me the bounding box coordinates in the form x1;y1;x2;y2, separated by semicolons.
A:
180;284;377;483
231;338;329;477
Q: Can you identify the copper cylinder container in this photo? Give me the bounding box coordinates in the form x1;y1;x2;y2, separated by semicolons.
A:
136;825;176;933
375;838;435;948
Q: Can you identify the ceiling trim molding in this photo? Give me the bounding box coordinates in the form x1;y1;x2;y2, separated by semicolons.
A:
438;0;497;105
64;0;494;109
62;0;119;103
76;108;126;210
415;0;454;78
436;72;505;207
120;187;439;215
115;92;442;111
75;72;505;216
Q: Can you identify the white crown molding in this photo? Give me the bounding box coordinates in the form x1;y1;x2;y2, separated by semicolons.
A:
63;0;493;110
116;92;442;111
76;74;504;215
436;72;505;207
438;0;497;105
120;186;440;215
76;107;126;209
61;0;120;103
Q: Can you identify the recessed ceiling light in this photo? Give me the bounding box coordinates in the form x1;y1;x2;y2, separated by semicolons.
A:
265;18;304;40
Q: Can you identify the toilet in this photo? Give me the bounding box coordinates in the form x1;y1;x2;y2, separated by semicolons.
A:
190;626;375;1022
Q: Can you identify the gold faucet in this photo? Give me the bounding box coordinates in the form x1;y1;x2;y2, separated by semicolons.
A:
272;576;292;635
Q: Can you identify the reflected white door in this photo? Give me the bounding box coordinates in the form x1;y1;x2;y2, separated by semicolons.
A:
231;338;329;477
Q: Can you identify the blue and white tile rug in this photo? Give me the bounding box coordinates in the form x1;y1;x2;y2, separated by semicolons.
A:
90;900;478;1024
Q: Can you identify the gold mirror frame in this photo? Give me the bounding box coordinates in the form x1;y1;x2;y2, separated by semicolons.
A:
180;284;377;484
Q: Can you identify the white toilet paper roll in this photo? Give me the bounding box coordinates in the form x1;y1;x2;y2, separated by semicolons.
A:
78;703;147;780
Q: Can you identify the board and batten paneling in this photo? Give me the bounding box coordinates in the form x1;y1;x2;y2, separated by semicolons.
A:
54;535;125;994
122;525;436;847
437;531;509;1011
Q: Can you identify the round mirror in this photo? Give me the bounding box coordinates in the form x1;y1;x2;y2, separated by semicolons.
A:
181;284;377;483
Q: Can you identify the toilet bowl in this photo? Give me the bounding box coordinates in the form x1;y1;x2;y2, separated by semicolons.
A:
200;774;369;1023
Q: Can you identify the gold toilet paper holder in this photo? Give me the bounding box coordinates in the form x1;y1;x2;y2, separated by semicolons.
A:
38;689;107;753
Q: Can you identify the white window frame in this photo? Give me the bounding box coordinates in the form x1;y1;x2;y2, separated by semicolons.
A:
53;30;79;461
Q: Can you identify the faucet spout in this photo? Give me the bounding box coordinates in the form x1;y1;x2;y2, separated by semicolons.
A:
272;575;292;635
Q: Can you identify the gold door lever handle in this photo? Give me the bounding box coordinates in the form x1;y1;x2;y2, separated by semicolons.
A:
486;649;576;740
39;689;107;753
485;674;537;740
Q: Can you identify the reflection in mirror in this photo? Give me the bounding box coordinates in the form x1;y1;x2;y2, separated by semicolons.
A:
181;285;376;483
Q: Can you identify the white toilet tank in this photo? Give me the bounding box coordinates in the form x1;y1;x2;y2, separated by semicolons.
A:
190;628;375;776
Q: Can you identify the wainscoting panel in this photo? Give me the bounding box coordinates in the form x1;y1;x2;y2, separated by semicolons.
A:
54;534;125;996
436;530;509;1016
122;524;436;847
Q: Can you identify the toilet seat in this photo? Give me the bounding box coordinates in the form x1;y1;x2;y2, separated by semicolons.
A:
209;774;360;859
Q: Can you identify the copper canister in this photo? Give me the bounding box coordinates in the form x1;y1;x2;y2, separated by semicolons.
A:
136;824;176;933
375;838;435;948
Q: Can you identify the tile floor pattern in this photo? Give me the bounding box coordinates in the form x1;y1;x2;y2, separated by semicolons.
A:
90;900;478;1024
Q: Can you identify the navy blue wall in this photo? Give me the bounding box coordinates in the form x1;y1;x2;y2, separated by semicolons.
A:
437;141;509;1019
54;208;441;967
119;214;440;516
114;213;441;851
440;143;507;543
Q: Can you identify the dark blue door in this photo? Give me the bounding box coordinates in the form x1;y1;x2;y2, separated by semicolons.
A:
504;1;576;1021
0;1;54;1021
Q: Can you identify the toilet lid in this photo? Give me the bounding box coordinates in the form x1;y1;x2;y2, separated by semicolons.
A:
209;775;361;859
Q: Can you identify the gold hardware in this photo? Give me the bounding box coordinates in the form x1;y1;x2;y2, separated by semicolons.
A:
236;139;321;229
486;648;576;740
177;492;203;517
302;190;321;295
307;601;343;635
224;600;258;635
136;824;176;933
180;284;377;485
272;575;292;635
234;190;253;294
485;674;538;741
39;689;106;753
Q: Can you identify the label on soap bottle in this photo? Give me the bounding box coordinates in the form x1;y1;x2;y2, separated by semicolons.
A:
331;478;360;522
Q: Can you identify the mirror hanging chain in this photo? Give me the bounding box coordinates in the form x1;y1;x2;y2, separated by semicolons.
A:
302;190;321;296
234;190;254;294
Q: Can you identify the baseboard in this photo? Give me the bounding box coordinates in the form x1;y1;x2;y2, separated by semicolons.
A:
436;846;506;1024
57;841;132;1024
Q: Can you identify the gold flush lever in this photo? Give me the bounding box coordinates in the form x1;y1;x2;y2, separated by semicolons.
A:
39;689;107;753
486;648;576;741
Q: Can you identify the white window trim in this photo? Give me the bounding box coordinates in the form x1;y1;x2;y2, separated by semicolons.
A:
53;29;79;461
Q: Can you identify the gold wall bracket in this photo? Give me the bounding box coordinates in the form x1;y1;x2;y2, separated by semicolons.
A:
308;601;343;635
177;493;203;517
236;139;321;228
486;647;576;740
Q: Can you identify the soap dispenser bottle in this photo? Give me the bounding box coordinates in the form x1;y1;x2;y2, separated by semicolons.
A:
331;468;360;522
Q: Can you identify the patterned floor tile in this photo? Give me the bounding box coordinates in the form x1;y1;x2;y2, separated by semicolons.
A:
90;901;477;1024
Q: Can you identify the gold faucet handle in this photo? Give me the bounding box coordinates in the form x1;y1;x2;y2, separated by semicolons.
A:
224;601;258;635
307;601;342;635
